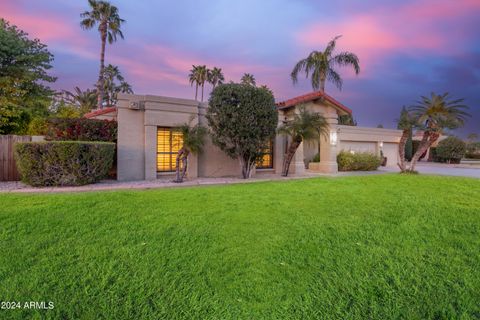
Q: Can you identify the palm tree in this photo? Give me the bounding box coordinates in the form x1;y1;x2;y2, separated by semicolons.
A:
407;92;470;172
278;107;329;176
241;73;256;86
101;64;133;105
81;0;125;109
208;67;225;90
188;65;208;101
63;87;98;115
173;118;208;183
117;81;133;94
291;35;360;93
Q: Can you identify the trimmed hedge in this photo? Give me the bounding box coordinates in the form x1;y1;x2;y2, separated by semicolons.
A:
45;118;117;142
15;141;115;186
337;150;382;171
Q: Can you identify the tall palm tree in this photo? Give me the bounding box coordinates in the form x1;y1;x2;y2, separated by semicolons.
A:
189;65;200;100
208;67;225;90
173;118;208;183
241;73;256;86
63;87;98;115
197;65;208;102
81;0;125;110
291;35;360;93
407;92;470;172
102;64;133;106
278;107;329;176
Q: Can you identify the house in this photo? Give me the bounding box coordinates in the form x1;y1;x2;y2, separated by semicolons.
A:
85;92;403;181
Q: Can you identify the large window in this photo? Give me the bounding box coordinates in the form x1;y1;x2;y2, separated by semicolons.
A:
157;127;183;172
256;140;274;169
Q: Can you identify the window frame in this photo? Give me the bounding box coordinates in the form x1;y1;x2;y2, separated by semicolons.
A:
156;127;183;173
256;139;274;169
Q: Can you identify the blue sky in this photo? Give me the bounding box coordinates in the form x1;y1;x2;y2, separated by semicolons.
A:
2;0;479;136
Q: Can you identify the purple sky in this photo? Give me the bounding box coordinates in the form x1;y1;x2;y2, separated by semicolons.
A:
2;0;479;136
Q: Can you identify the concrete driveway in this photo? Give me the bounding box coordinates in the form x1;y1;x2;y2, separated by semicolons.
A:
383;162;480;178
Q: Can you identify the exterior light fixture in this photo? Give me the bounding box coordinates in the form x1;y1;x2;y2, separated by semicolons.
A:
379;141;384;148
330;131;338;146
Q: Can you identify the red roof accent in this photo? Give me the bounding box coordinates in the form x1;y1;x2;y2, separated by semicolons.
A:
276;91;352;114
84;107;116;119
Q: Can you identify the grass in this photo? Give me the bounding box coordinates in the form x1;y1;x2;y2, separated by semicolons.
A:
0;174;479;319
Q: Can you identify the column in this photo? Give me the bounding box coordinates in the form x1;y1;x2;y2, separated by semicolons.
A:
315;109;339;174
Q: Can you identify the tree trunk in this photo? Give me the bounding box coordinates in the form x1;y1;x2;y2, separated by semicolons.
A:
397;129;409;172
195;83;198;100
97;25;107;110
408;132;439;172
281;138;302;177
173;148;188;183
201;84;204;102
239;157;254;179
319;72;326;93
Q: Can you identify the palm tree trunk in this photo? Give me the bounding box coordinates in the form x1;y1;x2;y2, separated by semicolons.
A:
282;138;301;176
97;25;107;110
201;84;204;102
397;129;409;172
195;83;198;100
319;72;326;93
408;132;439;172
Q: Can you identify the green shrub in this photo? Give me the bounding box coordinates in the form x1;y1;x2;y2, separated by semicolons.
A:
465;142;480;159
337;150;382;171
312;153;320;162
15;141;115;186
45;118;117;142
434;136;466;163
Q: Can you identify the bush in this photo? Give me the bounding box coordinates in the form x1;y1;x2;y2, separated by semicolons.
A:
312;153;320;162
337;151;382;171
45;118;117;142
15;141;115;186
434;136;466;163
465;142;480;159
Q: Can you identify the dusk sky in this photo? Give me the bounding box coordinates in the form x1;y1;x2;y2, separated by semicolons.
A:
2;0;479;136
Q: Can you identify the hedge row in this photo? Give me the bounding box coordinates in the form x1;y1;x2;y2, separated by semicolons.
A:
15;141;115;186
337;150;382;171
45;118;117;142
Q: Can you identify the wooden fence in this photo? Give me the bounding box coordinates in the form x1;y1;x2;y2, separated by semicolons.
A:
0;135;32;181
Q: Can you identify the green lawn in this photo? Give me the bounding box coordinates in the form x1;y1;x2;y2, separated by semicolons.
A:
0;175;479;319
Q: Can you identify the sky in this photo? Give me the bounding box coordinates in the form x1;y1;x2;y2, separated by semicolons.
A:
2;0;479;137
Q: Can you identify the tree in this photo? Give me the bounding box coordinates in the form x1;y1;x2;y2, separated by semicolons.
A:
338;114;357;126
207;83;277;179
102;64;133;106
0;19;56;134
81;0;125;109
207;67;224;89
467;133;478;143
278;107;329;176
241;73;256;86
188;65;208;101
396;106;415;172
63;87;98;115
173;117;208;183
407;92;470;172
291;35;360;93
435;136;466;163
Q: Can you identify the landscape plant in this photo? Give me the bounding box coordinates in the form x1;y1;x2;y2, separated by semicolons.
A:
15;141;115;186
337;150;382;171
434;136;466;163
81;0;125;109
45;118;117;142
173;118;208;183
207;83;277;178
291;35;360;92
278;106;329;176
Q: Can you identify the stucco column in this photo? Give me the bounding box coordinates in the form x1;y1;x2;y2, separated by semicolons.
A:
315;109;339;174
144;125;157;180
294;141;306;174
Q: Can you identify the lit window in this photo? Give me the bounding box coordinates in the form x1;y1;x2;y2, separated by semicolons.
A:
157;127;183;172
256;140;274;169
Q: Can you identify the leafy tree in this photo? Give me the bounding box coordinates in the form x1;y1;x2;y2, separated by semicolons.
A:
278;107;329;176
207;67;224;89
207;83;277;178
241;73;256;86
407;92;470;172
0;19;55;134
291;35;360;92
81;0;125;109
173;117;208;183
338;114;357;126
396;106;415;171
102;64;133;106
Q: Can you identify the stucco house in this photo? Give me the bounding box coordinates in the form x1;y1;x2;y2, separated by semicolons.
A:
85;91;403;181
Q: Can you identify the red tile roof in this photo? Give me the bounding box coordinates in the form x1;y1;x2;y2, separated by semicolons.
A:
84;106;116;119
276;91;352;114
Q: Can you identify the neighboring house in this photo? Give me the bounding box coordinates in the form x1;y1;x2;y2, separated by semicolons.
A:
85;92;403;181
